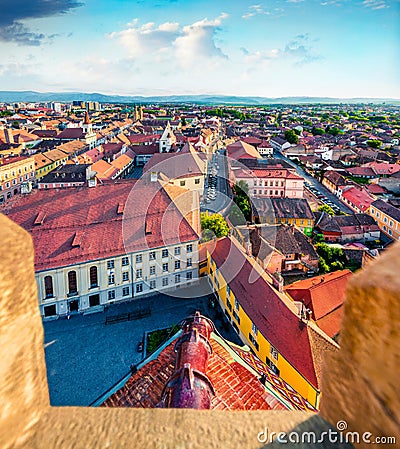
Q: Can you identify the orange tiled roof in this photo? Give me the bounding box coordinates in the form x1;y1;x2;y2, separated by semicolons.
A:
102;336;289;411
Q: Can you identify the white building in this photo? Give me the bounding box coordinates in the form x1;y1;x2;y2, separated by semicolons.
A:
7;178;200;318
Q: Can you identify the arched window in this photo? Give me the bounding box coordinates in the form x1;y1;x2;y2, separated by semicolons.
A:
44;276;54;298
68;271;77;295
89;266;98;288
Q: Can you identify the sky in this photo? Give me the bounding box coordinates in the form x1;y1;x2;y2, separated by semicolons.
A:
0;0;399;98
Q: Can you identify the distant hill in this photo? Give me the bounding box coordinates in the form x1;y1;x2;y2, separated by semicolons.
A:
0;91;398;105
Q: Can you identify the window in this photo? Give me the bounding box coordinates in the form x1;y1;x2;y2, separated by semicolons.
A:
67;271;77;295
376;212;380;218
89;266;98;288
162;277;169;286
175;260;181;270
248;333;259;351
107;260;114;269
149;251;156;260
253;190;257;195
233;310;240;324
186;271;193;280
89;294;100;307
252;323;258;336
136;269;142;279
122;286;130;296
44;304;57;317
270;345;279;360
175;274;181;284
108;273;115;285
389;220;393;227
121;256;129;266
163;262;169;272
174;247;181;255
234;297;239;311
136;283;143;293
389;229;393;236
226;300;232;311
122;271;129;282
150;280;156;290
108;290;116;301
150;266;156;276
186;244;193;253
195;178;200;184
162;249;168;258
370;208;374;214
180;180;186;186
253;180;257;187
187;258;192;267
266;357;280;376
136;254;142;263
384;217;388;223
44;276;54;298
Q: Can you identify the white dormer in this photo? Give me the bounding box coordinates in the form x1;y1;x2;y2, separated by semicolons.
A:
159;121;176;153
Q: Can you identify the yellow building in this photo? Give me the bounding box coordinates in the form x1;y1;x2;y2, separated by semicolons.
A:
200;236;337;409
0;156;35;204
34;153;55;180
369;199;400;241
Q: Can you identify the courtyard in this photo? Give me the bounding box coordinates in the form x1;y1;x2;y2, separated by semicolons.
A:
43;282;241;406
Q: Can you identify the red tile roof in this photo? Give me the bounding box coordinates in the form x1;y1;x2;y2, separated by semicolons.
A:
341;187;374;212
102;334;288;411
226;140;262;160
285;270;352;338
6;179;199;271
208;236;318;388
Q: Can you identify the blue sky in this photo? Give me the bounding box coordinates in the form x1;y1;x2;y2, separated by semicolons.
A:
0;0;399;98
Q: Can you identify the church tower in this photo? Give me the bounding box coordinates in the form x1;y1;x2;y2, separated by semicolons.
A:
159;121;176;152
82;111;93;135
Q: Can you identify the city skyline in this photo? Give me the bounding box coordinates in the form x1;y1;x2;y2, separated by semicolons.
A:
1;0;399;98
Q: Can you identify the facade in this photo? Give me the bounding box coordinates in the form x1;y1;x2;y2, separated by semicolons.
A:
369;199;400;241
200;236;336;409
233;167;304;199
159;122;176;152
251;197;314;236
6;179;200;318
0;156;35;204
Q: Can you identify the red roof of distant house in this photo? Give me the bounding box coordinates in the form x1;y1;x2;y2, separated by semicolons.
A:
128;134;160;144
207;236;318;388
341;187;374;212
57;128;85;140
285;270;352;338
346;167;376;177
6;180;199;271
131;143;159;155
364;183;387;195
226;140;261;160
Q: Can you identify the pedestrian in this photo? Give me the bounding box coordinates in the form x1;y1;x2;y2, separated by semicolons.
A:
66;311;71;320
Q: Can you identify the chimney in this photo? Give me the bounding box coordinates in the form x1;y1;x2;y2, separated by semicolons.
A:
4;128;13;144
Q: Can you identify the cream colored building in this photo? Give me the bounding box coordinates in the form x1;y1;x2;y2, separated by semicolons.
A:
0;156;35;204
36;242;198;318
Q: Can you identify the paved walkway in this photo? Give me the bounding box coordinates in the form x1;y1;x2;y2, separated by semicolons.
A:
43;285;240;406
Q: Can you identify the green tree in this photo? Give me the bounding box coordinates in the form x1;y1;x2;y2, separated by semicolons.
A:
285;129;299;144
367;139;382;149
311;126;325;136
200;213;229;240
318;204;335;216
318;256;330;274
181;117;187;127
228;204;246;226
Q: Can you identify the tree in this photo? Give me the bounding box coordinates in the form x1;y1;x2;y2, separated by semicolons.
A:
367;139;382;149
233;181;251;221
228;204;246;226
318;204;335;216
285;129;299;144
200;213;229;241
311;126;325;136
181;117;187;127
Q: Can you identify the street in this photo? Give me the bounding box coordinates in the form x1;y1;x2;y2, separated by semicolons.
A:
273;152;354;214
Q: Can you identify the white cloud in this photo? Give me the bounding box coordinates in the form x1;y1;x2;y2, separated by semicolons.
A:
362;0;388;10
242;5;285;19
108;14;228;65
